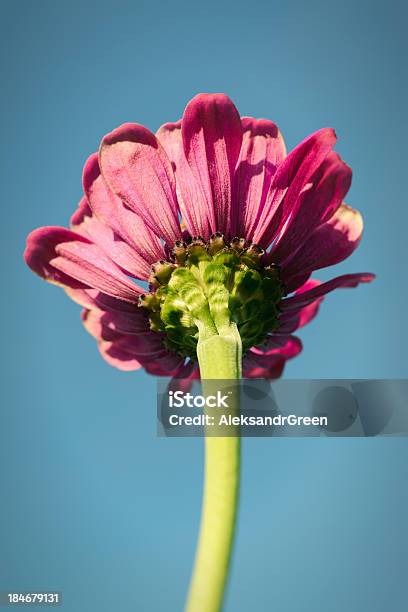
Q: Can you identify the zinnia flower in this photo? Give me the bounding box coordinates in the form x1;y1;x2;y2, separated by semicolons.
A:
24;93;374;381
24;93;375;612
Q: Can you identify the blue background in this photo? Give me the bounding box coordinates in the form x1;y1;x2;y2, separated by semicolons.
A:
1;0;407;610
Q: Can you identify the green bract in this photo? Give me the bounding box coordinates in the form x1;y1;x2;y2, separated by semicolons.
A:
139;234;285;359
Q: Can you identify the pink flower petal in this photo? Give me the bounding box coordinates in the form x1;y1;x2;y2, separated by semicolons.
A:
98;341;143;371
234;117;286;239
243;353;286;379
25;227;144;303
242;334;302;379
281;273;375;311
101;339;181;375
157;121;213;239
78;303;149;334
82;309;165;356
97;310;150;336
99;123;182;245
253;128;337;248
64;287;100;309
251;334;303;358
82;153;165;263
283;272;312;294
169;361;200;392
71;196;152;280
278;280;323;333
81;308;184;374
143;351;185;376
65;288;141;316
271;152;352;264
282;203;364;281
181;93;242;236
24;226;91;289
51;240;143;302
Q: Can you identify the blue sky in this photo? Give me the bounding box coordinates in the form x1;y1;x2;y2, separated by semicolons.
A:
1;1;407;610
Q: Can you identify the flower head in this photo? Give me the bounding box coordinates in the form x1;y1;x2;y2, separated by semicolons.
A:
25;94;374;380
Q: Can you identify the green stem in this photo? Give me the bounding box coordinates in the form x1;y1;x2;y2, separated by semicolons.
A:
185;327;242;612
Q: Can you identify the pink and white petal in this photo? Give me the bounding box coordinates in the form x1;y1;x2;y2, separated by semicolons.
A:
71;196;152;280
281;273;375;311
253;128;337;248
181;93;243;236
157;121;213;239
271;152;352;264
234;117;286;239
99;123;181;245
282;203;364;281
51;241;143;302
24;226;91;289
82;153;165;263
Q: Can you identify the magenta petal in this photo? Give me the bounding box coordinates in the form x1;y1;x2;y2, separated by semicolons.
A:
181;93;242;236
64;287;100;309
97;310;150;335
234;117;286;239
169;361;199;392
143;351;185;376
51;240;143;302
82;153;165;264
242;334;302;379
271;152;352;264
81;308;183;373
70;197;92;227
99;123;181;246
278;280;323;333
157;121;213;239
65;288;141;316
282;204;364;281
242;353;286;379
76;300;149;333
71;196;152;280
281;273;375;311
24;226;90;289
283;272;312;294
251;334;302;358
98;341;143;371
253;128;337;247
82;310;165;355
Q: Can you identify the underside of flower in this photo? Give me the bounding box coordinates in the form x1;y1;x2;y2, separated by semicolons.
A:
139;233;285;360
24;92;375;378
